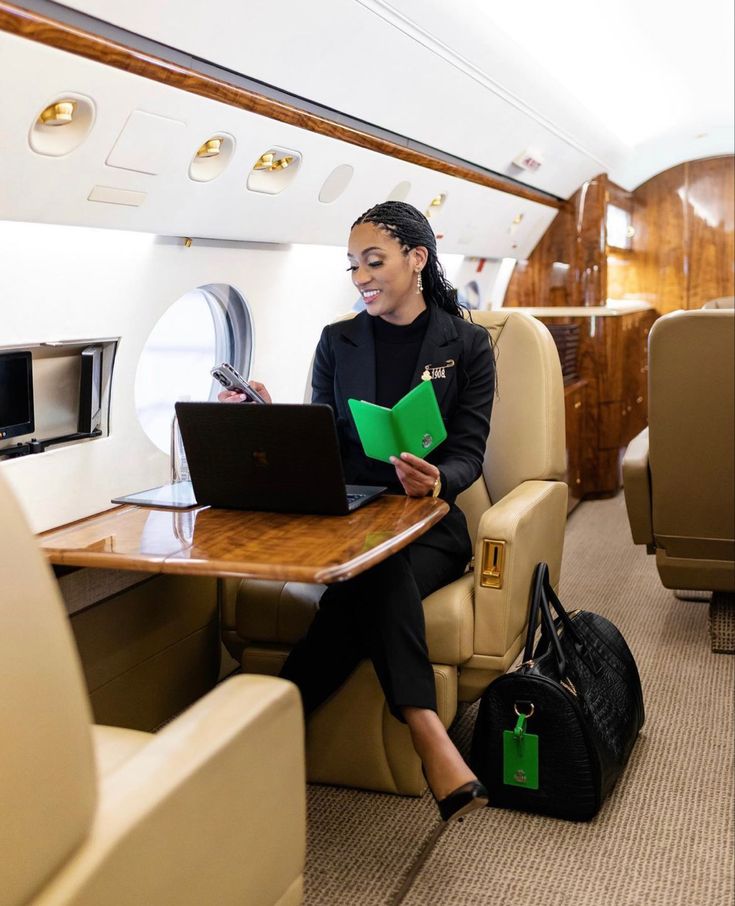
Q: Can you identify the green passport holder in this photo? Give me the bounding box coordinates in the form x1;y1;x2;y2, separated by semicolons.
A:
348;380;447;463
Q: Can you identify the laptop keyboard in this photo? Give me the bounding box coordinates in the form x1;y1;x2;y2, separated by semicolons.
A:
346;493;367;502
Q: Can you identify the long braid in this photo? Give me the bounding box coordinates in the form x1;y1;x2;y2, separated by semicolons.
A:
352;201;465;318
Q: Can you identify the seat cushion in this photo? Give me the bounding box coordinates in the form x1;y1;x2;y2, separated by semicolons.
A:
93;724;152;778
237;573;474;665
235;579;323;645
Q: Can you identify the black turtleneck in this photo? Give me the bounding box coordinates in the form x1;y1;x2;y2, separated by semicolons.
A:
372;307;429;408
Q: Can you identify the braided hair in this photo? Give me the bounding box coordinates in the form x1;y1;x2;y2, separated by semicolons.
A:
351;201;465;318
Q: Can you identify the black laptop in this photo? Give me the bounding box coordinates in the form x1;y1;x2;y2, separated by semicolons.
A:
174;401;386;515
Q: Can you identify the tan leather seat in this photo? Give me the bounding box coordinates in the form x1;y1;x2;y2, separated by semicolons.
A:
623;309;735;592
221;310;568;795
701;296;735;309
0;470;305;906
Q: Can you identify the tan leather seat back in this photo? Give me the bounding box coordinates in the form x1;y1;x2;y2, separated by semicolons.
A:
304;310;566;541
648;309;735;583
701;296;735;309
459;312;566;537
0;471;96;906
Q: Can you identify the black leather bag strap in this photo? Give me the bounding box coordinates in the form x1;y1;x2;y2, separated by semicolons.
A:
535;569;568;677
522;563;547;663
540;568;599;674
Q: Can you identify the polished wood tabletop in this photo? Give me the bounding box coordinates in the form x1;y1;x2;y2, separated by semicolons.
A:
38;495;449;584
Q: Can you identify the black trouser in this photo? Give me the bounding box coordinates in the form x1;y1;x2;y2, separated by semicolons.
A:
280;507;471;722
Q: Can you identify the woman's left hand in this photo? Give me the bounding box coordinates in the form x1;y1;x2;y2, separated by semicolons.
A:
390;452;440;498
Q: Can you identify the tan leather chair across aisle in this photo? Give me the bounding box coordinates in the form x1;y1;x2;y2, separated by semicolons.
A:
701;296;735;309
0;469;306;906
221;310;568;795
623;308;735;595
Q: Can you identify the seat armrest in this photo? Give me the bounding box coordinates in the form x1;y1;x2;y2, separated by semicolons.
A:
471;480;567;662
37;676;305;906
622;428;654;546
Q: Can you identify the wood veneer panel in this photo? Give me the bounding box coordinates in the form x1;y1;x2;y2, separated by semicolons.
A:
686;157;735;308
572;175;608;307
38;495;449;583
505;176;607;308
632;163;689;313
0;2;561;210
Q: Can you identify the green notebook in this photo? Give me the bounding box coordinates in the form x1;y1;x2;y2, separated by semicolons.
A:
348;380;447;463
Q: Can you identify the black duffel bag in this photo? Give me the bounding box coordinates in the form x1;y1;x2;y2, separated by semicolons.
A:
470;562;644;821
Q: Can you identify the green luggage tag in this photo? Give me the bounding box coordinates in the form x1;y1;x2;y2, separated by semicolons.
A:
503;712;539;790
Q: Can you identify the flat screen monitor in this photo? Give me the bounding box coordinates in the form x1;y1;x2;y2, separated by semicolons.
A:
0;351;34;440
78;345;102;434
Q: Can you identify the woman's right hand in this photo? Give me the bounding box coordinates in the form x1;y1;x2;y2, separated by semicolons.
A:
217;380;272;404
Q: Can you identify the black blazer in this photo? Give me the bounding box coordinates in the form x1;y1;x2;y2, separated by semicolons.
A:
312;305;495;508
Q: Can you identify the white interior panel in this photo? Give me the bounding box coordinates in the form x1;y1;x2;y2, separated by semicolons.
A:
0;31;557;257
50;0;614;197
0;221;361;532
106;109;187;175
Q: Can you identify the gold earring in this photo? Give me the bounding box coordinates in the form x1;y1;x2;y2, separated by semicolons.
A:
416;270;423;294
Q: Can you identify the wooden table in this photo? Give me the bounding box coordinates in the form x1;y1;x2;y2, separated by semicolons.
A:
38;495;449;584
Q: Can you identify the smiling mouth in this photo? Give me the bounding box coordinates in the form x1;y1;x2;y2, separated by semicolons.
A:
362;290;381;301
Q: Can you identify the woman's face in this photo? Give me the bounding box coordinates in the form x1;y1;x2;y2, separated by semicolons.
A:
347;222;427;324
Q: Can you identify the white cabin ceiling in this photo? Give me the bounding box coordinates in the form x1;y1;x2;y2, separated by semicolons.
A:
47;0;734;191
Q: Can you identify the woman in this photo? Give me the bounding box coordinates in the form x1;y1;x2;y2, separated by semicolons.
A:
221;201;494;822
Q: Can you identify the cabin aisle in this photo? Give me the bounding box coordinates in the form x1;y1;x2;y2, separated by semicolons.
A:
303;493;734;906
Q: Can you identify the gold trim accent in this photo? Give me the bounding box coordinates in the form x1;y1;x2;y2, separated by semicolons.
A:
39;100;75;125
196;138;221;158
253;151;295;172
480;539;505;588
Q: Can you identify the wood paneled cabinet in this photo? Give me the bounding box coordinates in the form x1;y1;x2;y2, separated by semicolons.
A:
539;308;657;499
564;379;587;512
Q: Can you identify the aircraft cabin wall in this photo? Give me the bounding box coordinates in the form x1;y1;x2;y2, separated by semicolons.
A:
0;28;561;532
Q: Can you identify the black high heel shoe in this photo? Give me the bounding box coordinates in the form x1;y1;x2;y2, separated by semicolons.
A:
435;780;489;823
423;767;489;823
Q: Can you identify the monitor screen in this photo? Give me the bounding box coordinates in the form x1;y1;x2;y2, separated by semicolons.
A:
0;351;34;440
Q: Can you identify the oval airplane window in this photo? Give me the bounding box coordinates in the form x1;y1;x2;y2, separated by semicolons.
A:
135;283;254;453
318;164;354;203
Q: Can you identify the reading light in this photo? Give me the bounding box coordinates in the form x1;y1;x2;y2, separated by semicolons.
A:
425;193;447;218
253;152;294;172
196;138;222;158
39;101;75;126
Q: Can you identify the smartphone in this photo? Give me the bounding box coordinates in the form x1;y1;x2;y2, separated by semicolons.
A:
210;362;268;404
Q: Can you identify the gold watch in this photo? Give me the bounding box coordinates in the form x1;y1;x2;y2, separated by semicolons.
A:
431;474;442;498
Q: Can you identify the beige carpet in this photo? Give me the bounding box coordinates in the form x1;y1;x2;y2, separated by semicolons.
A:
303;494;734;906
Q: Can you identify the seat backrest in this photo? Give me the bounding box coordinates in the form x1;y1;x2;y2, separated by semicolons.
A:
304;309;566;540
647;309;735;584
701;296;735;309
0;469;97;906
456;311;566;537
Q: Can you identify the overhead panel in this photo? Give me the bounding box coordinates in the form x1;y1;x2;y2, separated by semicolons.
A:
51;0;621;197
106;110;187;175
0;29;557;257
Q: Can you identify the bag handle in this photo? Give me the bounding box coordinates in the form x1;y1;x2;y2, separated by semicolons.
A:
535;569;568;677
523;563;568;677
522;563;547;664
537;566;599;675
